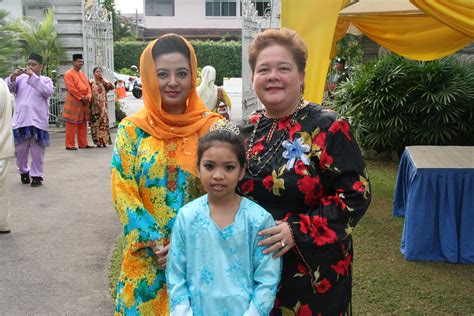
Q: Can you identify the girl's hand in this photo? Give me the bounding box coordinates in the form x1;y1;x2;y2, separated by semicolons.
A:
154;243;170;269
258;220;294;258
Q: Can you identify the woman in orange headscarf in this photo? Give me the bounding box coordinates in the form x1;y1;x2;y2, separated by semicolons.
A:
111;34;220;314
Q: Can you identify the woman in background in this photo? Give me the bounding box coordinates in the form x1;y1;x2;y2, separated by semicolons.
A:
197;65;231;120
90;66;114;147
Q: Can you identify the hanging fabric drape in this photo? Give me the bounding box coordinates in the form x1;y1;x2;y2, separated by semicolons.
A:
348;14;472;61
410;0;474;38
281;0;345;104
331;17;351;59
281;0;473;104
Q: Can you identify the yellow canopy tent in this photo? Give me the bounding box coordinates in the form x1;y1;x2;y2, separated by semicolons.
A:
281;0;349;105
281;0;474;104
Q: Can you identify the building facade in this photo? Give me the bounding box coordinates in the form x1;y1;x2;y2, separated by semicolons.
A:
141;0;276;40
0;0;24;19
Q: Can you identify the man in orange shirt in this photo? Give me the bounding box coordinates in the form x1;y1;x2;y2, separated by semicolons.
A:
63;54;94;150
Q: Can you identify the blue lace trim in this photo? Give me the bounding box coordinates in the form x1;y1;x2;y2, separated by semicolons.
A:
13;126;50;147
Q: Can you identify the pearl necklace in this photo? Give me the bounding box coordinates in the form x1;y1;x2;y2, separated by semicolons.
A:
246;101;305;177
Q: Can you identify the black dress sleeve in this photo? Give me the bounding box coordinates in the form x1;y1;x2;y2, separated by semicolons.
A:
285;116;371;261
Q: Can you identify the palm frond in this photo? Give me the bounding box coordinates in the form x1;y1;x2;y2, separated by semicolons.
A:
332;55;474;151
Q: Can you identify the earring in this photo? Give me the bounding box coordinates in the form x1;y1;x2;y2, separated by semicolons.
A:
299;85;304;105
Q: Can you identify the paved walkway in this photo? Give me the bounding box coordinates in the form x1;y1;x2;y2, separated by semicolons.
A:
0;129;121;315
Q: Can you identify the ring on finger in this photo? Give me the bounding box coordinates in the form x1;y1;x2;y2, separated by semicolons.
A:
280;241;286;248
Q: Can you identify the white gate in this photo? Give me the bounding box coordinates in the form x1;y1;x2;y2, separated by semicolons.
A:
241;0;280;120
82;0;115;126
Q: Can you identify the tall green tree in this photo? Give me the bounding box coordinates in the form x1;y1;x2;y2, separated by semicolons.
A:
0;9;22;77
115;22;135;40
102;0;135;41
336;34;363;66
102;0;119;36
9;8;65;78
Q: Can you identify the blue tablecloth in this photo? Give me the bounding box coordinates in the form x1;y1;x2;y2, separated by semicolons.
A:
393;147;474;263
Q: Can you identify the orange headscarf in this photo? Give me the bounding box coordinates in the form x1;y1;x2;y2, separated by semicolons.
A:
126;34;221;176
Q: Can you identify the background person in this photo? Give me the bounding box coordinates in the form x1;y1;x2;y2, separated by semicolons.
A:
167;123;281;315
5;53;54;187
197;65;231;120
63;54;93;150
334;57;350;83
90;66;114;148
328;57;350;100
239;28;371;315
111;34;221;314
0;79;14;233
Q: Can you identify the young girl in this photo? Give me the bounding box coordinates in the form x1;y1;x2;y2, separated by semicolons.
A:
166;122;282;316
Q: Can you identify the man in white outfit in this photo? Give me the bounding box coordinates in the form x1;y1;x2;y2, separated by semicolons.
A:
0;78;14;233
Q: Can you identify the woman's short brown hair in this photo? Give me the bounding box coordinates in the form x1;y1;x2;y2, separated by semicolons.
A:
248;28;308;74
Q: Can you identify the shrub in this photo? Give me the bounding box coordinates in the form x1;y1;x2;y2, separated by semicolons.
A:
114;40;242;85
115;100;126;124
331;55;474;152
117;67;135;76
191;40;241;85
114;41;146;70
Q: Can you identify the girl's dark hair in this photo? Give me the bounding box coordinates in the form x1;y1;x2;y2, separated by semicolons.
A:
152;34;190;61
197;129;246;167
92;66;102;73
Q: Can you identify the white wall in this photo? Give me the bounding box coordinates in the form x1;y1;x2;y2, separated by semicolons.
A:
0;0;23;19
144;0;241;29
223;77;243;122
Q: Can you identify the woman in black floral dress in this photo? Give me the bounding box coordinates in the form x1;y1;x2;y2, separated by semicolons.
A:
238;28;371;315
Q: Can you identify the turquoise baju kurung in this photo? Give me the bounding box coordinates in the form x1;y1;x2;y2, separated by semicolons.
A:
112;120;206;315
167;195;282;316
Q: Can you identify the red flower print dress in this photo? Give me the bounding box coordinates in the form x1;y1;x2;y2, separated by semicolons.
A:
238;103;371;315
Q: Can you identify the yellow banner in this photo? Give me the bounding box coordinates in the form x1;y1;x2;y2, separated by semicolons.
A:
281;0;344;104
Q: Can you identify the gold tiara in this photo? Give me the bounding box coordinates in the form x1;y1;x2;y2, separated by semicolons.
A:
209;120;240;135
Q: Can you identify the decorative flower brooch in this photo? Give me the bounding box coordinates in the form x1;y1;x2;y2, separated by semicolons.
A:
282;137;310;170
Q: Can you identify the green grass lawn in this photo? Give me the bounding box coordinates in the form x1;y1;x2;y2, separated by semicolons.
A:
353;161;474;314
109;235;123;300
109;160;474;313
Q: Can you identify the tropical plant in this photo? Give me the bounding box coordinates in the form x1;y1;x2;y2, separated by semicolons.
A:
8;8;65;78
336;33;363;66
102;0;136;41
332;55;474;152
114;22;135;41
0;9;22;77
